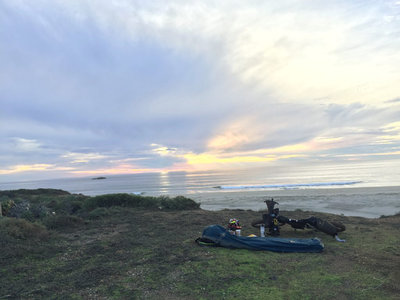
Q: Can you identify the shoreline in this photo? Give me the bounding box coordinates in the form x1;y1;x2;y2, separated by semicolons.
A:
186;186;400;218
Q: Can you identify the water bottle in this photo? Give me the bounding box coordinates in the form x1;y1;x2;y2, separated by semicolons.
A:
260;225;265;237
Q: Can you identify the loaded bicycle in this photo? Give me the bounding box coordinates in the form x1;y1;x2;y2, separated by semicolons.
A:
251;198;346;242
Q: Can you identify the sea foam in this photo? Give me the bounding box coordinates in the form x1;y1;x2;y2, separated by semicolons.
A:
214;181;362;190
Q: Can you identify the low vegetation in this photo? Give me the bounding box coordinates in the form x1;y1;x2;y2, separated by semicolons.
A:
0;189;399;299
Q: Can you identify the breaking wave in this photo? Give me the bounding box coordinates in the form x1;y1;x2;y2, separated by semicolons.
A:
214;181;362;190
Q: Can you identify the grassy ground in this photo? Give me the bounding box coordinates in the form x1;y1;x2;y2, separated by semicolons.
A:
0;190;399;299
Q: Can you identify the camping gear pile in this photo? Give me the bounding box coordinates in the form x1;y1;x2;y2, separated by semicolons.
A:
196;198;346;252
251;199;346;242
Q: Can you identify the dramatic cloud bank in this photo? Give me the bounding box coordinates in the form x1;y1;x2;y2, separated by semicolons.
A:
1;0;400;180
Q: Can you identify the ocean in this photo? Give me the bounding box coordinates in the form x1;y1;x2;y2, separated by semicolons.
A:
1;163;399;218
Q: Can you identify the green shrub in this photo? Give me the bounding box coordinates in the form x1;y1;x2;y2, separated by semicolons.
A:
82;193;200;211
43;215;84;230
0;218;49;240
3;199;49;221
71;200;83;213
0;195;11;213
88;207;111;219
136;196;161;209
83;193;144;211
45;196;85;215
7;200;30;218
30;203;49;219
1;199;15;216
160;196;200;210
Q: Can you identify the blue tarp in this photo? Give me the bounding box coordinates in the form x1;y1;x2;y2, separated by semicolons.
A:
202;225;324;253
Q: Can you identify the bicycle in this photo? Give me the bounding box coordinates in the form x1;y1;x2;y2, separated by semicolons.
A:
251;198;346;242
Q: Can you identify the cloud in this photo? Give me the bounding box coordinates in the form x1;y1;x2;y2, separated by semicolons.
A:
1;0;400;180
385;97;400;103
11;138;42;152
61;152;109;164
0;164;73;175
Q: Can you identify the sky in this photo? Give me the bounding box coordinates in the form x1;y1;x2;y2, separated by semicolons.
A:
1;0;400;182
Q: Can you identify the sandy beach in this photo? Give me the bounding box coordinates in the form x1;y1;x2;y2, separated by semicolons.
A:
189;186;400;218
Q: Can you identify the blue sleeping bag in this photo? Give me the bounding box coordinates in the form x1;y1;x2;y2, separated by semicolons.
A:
202;225;324;253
